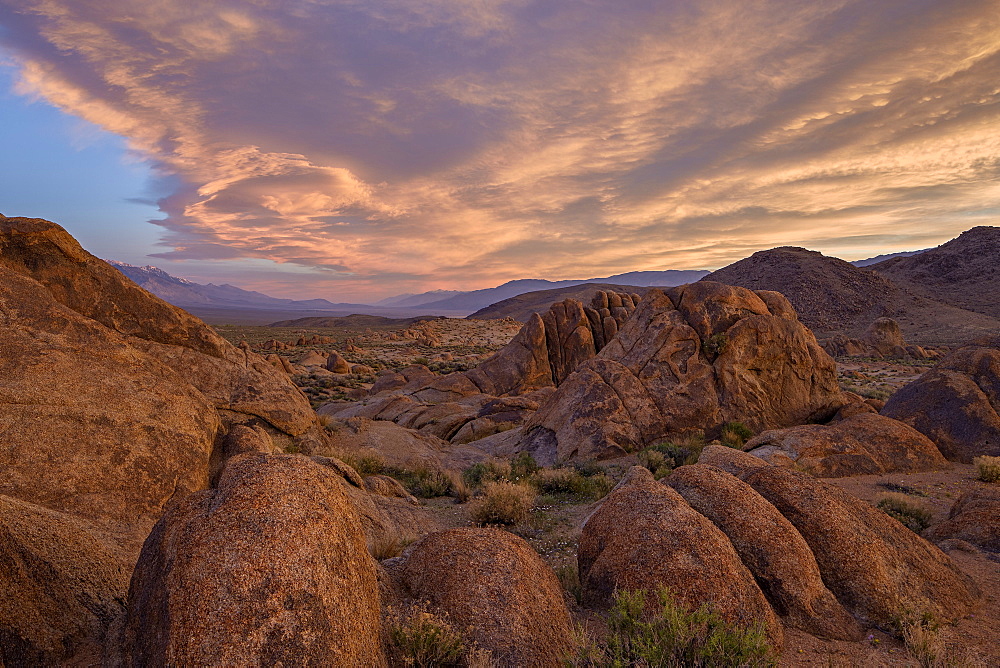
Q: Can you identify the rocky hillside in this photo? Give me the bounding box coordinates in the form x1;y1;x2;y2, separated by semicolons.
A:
869;226;1000;319
701;246;1000;344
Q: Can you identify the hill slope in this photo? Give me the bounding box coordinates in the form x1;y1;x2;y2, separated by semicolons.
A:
868;226;1000;319
700;247;999;345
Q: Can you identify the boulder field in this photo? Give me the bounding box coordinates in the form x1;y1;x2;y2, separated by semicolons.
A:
0;215;987;664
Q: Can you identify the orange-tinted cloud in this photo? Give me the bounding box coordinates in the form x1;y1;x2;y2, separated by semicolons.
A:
2;0;999;299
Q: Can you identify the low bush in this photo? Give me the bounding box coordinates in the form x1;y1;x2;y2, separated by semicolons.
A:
568;587;774;667
647;432;707;468
388;604;466;667
533;468;615;501
463;460;511;488
720;422;754;449
510;451;540;481
878;494;933;533
974;455;1000;483
469;481;535;525
637;448;673;479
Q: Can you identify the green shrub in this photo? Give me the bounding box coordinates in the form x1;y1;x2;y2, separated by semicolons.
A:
532;468;615;501
648;432;707;467
568;587;774;667
388;605;465;667
391;466;453;498
463;460;511;488
469;481;535;525
974;455;1000;483
878;494;933;533
510;451;540;481
720;422;753;449
702;333;728;358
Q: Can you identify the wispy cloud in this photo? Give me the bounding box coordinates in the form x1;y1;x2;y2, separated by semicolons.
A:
2;0;999;298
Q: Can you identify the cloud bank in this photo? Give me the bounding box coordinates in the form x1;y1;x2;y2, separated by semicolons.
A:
2;0;999;298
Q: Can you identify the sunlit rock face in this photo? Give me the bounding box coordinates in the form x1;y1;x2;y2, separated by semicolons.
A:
517;282;844;464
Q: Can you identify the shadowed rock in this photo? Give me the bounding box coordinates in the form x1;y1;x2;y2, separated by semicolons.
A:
0;496;131;666
392;528;574;667
924;487;1000;552
882;337;1000;462
744;413;948;477
121;454;384;666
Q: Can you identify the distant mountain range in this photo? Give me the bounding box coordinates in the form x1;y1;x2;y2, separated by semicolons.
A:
108;245;949;328
107;261;712;322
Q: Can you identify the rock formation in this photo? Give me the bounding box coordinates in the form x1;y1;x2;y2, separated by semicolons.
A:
323;290;638;445
924;487;1000;552
666;465;861;640
518;283;844;463
699;448;981;630
881;336;1000;461
820;318;937;359
744;413;948;476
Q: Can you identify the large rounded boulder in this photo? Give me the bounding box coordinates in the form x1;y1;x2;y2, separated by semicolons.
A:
391;527;574;667
578;467;783;648
121;454;383;666
738;465;981;630
667;465;861;640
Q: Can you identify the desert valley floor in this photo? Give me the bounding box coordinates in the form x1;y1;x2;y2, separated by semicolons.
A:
2;216;999;667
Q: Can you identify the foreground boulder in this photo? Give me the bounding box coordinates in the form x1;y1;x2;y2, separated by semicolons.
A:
0;216;323;661
744;413;948;477
0;496;131;666
121;454;383;666
667;465;861;640
578;467;783;648
882;337;1000;461
520;283;844;463
391;528;574;667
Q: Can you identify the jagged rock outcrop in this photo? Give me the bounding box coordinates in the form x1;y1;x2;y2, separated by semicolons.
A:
578;467;784;647
924;487;1000;552
322;291;637;443
121;454;384;666
518;283;844;463
0;216;323;662
390;528;575;667
881;336;1000;461
744;413;948;477
666;465;861;640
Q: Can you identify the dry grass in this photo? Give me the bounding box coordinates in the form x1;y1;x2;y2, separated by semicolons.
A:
469;481;536;525
974;455;1000;483
878;494;933;533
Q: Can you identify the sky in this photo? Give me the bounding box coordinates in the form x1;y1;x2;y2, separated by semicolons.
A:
1;1;999;302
